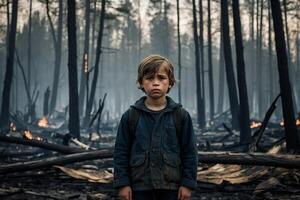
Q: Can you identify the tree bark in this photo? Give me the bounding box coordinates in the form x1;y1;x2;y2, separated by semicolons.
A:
176;0;181;104
27;0;32;96
199;0;206;128
207;0;214;122
192;0;203;128
232;0;251;144
217;17;225;114
221;0;240;130
67;0;80;138
48;0;63;115
79;0;91;117
270;0;300;152
0;0;18;129
43;87;50;116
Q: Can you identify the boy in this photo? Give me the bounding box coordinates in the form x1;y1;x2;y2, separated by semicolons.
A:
114;55;198;200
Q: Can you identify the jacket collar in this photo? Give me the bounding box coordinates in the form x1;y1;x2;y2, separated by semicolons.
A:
131;96;181;113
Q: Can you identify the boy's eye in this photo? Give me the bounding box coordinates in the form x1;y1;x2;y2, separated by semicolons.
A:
158;75;167;80
145;76;154;80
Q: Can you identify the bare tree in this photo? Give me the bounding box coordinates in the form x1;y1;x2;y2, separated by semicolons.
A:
176;0;182;103
79;0;91;116
192;0;204;127
0;0;18;129
270;0;300;152
221;0;240;130
232;0;251;143
67;0;80;138
85;0;106;124
47;0;63;115
207;0;214;122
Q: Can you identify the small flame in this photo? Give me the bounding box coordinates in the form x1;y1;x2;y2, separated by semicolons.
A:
250;121;262;129
279;119;300;126
23;130;33;140
84;53;89;73
10;122;17;131
38;116;48;127
280;120;284;126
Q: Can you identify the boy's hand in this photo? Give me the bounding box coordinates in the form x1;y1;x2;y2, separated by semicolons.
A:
177;186;191;200
118;186;132;200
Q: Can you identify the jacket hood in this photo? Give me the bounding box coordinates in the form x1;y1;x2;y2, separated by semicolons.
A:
131;96;181;113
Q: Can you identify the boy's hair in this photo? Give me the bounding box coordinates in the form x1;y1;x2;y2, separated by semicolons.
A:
137;55;176;93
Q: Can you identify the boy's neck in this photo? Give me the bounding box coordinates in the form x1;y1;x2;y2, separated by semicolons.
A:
145;96;167;111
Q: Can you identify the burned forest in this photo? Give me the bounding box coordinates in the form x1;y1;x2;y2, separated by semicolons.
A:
1;0;300;199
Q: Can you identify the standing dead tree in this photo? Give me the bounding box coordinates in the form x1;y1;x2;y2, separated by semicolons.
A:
270;0;300;152
0;0;18;130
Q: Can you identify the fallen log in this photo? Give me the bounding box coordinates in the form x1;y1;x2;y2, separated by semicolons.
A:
0;149;113;174
198;151;300;169
0;134;85;154
2;150;300;174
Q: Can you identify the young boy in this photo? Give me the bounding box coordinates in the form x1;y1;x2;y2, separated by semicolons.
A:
114;55;198;200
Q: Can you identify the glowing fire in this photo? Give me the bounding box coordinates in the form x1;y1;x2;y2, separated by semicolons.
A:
23;130;43;141
38;117;48;127
23;130;33;140
84;53;89;73
250;121;262;129
10;122;17;131
280;119;300;126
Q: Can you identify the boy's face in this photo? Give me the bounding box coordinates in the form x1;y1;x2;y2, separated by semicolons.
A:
140;65;170;100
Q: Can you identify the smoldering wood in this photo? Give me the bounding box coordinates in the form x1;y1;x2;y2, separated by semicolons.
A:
0;149;113;174
0;134;86;154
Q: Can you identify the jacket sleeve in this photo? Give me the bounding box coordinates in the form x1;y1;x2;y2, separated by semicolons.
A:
113;110;131;189
180;111;198;190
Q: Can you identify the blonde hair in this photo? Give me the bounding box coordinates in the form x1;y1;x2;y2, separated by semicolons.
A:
137;55;176;93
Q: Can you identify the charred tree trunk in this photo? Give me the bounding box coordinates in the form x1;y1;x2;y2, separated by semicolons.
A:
258;0;264;119
217;22;225;114
43;87;50;116
48;0;63;115
67;0;80;138
221;0;240;130
270;0;300;152
199;0;206;128
0;0;18;130
27;0;32;96
207;0;214;122
176;0;182;104
85;0;106;124
268;0;274;107
79;0;90;116
232;0;251;144
192;0;203;128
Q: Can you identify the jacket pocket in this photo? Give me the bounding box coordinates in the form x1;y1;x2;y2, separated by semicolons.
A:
130;153;147;183
162;153;181;182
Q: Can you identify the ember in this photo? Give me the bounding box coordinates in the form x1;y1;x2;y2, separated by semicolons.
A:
250;121;262;129
38;116;48;127
10;122;17;131
23;130;33;140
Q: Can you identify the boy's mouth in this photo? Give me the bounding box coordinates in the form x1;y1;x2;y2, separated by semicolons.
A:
151;89;161;93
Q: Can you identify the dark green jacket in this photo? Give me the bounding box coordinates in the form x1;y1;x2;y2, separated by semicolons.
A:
113;96;198;191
